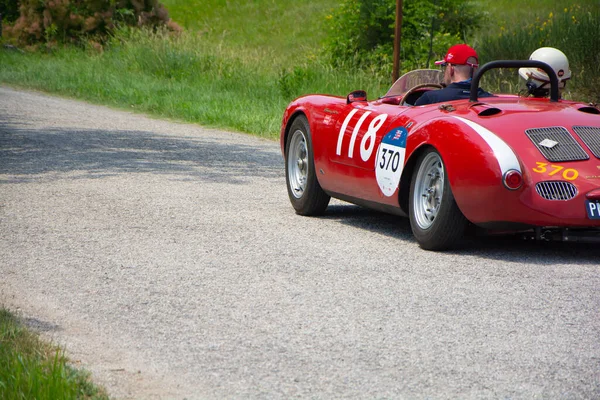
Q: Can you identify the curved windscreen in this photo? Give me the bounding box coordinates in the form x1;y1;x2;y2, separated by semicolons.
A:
384;69;443;97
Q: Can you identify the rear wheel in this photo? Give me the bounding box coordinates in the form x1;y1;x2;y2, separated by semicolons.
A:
409;148;468;250
285;116;330;215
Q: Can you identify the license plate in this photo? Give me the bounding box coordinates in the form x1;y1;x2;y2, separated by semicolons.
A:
586;200;600;219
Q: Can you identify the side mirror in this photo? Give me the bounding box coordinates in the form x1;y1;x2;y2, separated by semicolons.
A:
347;90;367;104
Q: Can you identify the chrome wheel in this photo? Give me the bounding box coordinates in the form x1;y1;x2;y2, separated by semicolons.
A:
412;152;444;230
284;116;330;215
287;129;308;199
409;148;468;250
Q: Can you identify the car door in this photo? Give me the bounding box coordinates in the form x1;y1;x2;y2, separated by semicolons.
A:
319;101;411;203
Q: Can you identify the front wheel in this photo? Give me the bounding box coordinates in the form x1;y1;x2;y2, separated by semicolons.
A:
409;148;468;250
285;116;330;215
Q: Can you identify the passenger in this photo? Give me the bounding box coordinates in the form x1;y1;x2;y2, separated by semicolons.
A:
415;44;492;106
518;47;571;98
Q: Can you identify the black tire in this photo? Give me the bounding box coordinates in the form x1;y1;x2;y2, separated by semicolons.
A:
285;116;330;215
409;148;468;250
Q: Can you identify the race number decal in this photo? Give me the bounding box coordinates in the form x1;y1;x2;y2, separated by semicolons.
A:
532;162;579;181
376;127;408;196
336;109;388;162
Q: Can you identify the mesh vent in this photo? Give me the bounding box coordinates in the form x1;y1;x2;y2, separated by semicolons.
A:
525;127;589;162
535;181;578;201
573;126;600;159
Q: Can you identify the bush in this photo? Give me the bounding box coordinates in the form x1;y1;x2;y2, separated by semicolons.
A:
0;0;20;23
477;4;600;102
1;0;181;48
325;0;485;76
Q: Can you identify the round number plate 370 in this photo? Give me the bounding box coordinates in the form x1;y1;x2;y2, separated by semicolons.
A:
376;127;408;197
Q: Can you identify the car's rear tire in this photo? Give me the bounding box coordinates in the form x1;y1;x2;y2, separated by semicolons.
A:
409;148;468;250
285;116;330;215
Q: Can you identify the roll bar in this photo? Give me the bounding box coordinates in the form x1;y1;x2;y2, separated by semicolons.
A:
470;60;559;102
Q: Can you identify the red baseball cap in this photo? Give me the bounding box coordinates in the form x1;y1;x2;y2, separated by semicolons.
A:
435;44;479;66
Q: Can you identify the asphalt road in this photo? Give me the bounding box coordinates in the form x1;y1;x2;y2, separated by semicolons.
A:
1;86;599;399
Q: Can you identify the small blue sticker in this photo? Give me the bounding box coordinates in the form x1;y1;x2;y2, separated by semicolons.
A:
382;127;408;148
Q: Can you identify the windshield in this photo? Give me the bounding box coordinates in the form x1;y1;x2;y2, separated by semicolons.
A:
384;69;443;97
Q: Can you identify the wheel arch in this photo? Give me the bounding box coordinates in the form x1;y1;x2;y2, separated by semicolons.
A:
398;143;434;215
400;116;519;224
283;110;308;157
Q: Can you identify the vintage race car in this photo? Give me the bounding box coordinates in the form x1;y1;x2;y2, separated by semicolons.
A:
280;60;600;250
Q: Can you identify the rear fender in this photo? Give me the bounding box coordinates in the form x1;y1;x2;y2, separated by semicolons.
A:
403;116;522;222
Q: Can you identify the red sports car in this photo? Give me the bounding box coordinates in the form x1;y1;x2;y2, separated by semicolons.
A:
280;61;600;250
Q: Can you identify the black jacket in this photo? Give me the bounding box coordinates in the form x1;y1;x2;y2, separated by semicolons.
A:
414;81;493;106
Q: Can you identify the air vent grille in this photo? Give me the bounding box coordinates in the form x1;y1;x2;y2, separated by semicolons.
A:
525;127;589;162
535;181;578;201
573;126;600;159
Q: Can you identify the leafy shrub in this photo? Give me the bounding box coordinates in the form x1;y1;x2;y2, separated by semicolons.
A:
0;0;21;23
1;0;182;48
325;0;485;76
278;66;319;99
477;4;600;102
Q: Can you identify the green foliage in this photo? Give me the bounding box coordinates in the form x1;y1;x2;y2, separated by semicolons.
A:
0;0;598;142
0;307;109;399
325;0;485;75
278;66;319;99
161;0;339;67
0;0;20;23
0;26;389;138
477;3;600;102
1;0;181;48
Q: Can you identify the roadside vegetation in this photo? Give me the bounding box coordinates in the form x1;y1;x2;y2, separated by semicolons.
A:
476;0;600;100
0;0;598;139
0;307;109;399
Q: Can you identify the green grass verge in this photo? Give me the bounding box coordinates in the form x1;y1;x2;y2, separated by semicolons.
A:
478;0;598;29
0;307;109;400
0;27;388;139
476;0;600;101
0;0;598;141
161;0;339;65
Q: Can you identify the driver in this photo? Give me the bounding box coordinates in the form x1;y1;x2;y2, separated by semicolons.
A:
518;47;571;98
415;44;492;106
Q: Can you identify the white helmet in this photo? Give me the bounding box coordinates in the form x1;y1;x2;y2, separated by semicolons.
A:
519;47;571;89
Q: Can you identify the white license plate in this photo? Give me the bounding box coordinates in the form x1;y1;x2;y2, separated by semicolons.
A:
586;200;600;219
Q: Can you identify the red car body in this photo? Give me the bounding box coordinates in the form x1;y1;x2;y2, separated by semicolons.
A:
280;61;600;249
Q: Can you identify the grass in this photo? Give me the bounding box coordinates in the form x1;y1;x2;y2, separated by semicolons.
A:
1;0;597;140
478;0;598;29
0;307;109;400
0;25;388;139
475;0;600;101
0;0;354;139
161;0;339;65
